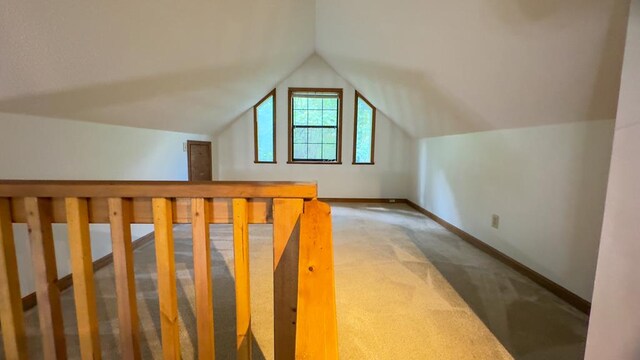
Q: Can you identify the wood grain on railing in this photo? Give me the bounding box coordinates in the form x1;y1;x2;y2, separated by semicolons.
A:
153;198;181;359
66;197;102;359
0;181;317;199
25;197;67;360
192;198;215;359
273;198;304;360
108;197;142;359
0;198;27;359
0;181;338;360
233;198;252;360
296;200;339;359
9;197;272;225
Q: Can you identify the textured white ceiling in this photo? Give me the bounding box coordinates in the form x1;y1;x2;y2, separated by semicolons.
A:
316;0;630;137
0;1;315;135
0;1;630;138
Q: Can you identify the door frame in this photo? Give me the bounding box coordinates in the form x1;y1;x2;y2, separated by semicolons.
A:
187;140;213;181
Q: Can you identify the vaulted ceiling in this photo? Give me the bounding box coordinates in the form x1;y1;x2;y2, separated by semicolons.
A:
0;1;315;135
317;0;630;137
0;0;630;137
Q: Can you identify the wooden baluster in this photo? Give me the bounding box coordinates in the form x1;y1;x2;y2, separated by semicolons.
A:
24;197;67;359
295;200;338;359
66;198;102;359
0;198;27;359
192;198;215;359
108;198;141;359
272;199;303;360
233;199;252;360
152;198;180;359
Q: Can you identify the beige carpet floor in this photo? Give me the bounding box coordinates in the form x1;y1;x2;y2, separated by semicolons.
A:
7;203;588;359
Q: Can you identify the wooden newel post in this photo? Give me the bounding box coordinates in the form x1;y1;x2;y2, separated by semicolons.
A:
273;199;304;360
295;200;339;359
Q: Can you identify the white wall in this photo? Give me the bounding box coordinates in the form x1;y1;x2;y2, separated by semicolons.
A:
586;0;640;357
409;120;614;300
0;113;212;295
216;55;412;198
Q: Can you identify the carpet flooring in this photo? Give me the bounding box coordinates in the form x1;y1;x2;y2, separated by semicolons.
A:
336;204;589;360
7;203;588;359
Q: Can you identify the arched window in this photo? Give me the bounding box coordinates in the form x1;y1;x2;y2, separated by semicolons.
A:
253;89;276;163
353;91;376;164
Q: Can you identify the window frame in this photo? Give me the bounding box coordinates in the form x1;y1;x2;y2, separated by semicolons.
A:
352;91;376;165
287;87;343;165
253;89;277;164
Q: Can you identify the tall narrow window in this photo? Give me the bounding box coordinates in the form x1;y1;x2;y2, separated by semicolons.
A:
254;89;276;163
353;91;376;164
288;88;343;164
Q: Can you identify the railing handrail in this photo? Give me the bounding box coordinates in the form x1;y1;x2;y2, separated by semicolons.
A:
0;180;337;359
0;180;317;199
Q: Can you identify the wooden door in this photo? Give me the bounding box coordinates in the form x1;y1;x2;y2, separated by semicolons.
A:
187;141;212;181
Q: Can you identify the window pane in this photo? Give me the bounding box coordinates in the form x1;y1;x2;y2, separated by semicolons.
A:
308;98;323;109
308;128;322;144
293;97;307;109
308;110;322;125
293;144;307;159
354;96;374;164
255;94;274;162
293;128;308;144
322;143;337;160
322;110;337;126
293;109;308;126
322;128;336;144
323;98;337;110
358;98;373;120
308;144;322;159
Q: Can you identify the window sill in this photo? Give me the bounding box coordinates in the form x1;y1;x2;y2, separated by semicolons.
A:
254;161;277;164
352;162;375;165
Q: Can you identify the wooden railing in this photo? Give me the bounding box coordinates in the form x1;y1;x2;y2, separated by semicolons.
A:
0;181;338;359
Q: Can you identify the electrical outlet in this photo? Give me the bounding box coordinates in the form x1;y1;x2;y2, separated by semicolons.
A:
491;214;500;229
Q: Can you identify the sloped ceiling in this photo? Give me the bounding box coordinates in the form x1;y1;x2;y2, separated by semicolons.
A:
0;1;315;135
316;0;630;137
0;1;630;138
